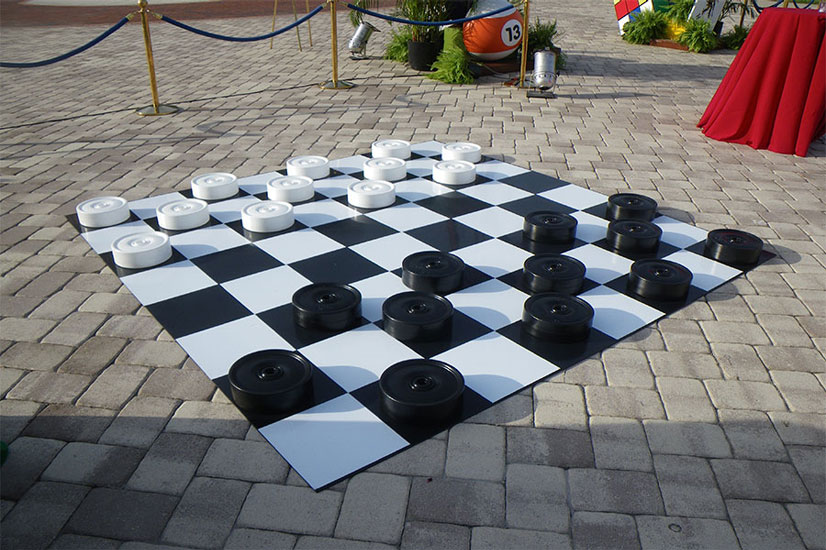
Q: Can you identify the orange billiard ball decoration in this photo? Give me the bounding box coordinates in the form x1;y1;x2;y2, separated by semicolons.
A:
463;0;524;61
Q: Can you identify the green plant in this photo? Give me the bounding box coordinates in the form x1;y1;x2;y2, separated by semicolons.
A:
665;0;695;22
720;24;749;49
428;26;475;84
677;17;718;52
518;18;566;70
349;0;379;27
395;0;448;42
622;9;669;44
384;26;413;61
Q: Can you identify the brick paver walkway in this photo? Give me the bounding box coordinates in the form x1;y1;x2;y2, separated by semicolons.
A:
1;1;824;548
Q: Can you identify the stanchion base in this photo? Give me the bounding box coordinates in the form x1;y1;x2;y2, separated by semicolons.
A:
527;89;555;99
135;104;180;117
504;77;529;88
319;80;355;90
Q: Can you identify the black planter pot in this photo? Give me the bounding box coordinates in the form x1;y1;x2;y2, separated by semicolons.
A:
408;39;440;71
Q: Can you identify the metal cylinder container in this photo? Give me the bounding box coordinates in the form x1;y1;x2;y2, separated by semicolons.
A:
532;49;558;90
348;22;378;59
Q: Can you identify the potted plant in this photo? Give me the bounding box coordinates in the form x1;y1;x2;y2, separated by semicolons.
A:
396;0;450;70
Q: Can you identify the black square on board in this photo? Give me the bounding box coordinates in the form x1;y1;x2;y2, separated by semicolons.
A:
258;303;369;349
213;363;346;429
99;249;187;279
499;195;576;218
406;220;492;252
498;268;600;296
351;382;491;445
414;192;491;218
225;219;307;242
146;286;251;338
376;309;492;359
289;248;386;285
191;244;283;283
313;216;398;247
498;321;616;370
592;239;680;262
499;171;569;193
604;275;704;315
499;231;587;256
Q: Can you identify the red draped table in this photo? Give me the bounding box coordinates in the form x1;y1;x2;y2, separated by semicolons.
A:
698;7;826;157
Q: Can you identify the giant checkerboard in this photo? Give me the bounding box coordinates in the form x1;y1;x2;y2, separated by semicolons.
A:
69;140;773;490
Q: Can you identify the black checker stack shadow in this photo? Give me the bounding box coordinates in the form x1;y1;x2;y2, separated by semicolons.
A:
68;141;775;490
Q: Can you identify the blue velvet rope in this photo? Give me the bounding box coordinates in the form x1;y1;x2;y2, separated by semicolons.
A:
345;3;515;26
160;5;323;42
1;16;131;69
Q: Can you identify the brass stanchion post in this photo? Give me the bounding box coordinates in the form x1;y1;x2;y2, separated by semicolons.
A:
320;0;354;89
306;0;313;46
269;0;279;49
292;0;303;52
135;0;178;116
518;0;530;88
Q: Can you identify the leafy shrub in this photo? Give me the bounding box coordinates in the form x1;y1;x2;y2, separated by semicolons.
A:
384;26;412;62
521;18;567;70
665;0;695;22
721;24;749;50
677;17;718;52
428;48;475;84
622;10;669;45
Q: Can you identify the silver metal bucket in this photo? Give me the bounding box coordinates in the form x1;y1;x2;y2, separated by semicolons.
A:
348;22;379;59
532;49;558;90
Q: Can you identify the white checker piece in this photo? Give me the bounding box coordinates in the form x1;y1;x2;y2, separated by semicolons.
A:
436;332;559;403
476;160;529;181
350;272;412;323
221;266;312;314
328;155;369;175
541;184;607;210
208;195;261;223
300;324;421;392
254;228;342;265
409;140;443;157
654;215;709;248
455;206;524;237
450;279;529;330
177;316;291;380
169;224;249;259
405;157;437;177
579;286;665;339
314;175;360;198
458;181;532;205
571;211;610;243
237;171;282;195
120;260;215;305
128;193;185;219
292;198;356;227
366;202;447;232
664;250;742;291
565;244;634;284
259;393;408;490
452;239;531;278
350;232;431;271
394;178;452;202
82;220;155;254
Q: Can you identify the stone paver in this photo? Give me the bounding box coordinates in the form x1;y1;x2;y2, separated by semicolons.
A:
334;473;410;544
635;516;739;550
0;1;823;546
445;423;505;481
505;464;568;533
571;512;640;550
161;477;250;549
726;499;806;550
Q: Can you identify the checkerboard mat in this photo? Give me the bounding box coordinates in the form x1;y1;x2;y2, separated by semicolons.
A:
69;141;773;490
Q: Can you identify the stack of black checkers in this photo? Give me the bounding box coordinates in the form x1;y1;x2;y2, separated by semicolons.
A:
228;350;314;413
292;283;362;331
379;359;465;423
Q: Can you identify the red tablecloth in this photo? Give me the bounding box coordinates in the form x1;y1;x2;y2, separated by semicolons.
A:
698;8;826;157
